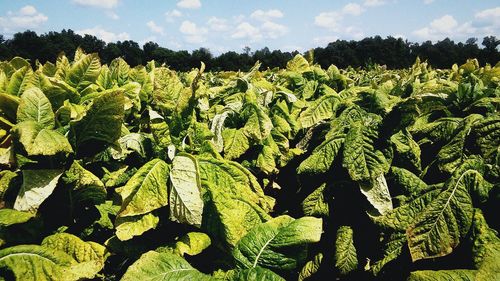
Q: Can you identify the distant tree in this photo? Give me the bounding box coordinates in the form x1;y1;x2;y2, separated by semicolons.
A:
482;36;500;52
1;29;499;70
191;47;213;68
143;41;159;62
101;43;122;64
243;46;251;55
466;37;478;45
116;40;143;66
80;34;105;54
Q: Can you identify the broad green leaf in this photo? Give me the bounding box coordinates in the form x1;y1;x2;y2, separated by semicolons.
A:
390;130;421;172
115;213;159;241
7;66;33;96
299;94;339;128
286;54;310;73
301;183;329;217
150;120;172;150
116;159;169;217
359;174;393;215
63;161;106;205
453;157;493;203
102;166;133;188
334;226;358;275
407;167;478;261
298;253;323;281
0;93;20;122
476;242;500;281
0;209;34;226
343;123;389;182
14;169;64;213
371;187;441;232
407;270;476;281
198;157;274;212
473;116;500;163
0;245;75;280
203;186;270;247
130;66;153;102
233;215;322;270
0;170;17;200
64;161;105;192
210;111;229;152
93;201;120;230
222;128;250;160
389;167;429;196
17;87;55;128
109;57;130;86
71;90;124;148
73;48;86;62
14;121;73;156
152;67;184;112
42;233;107;279
169;155;203;227
107;133;150;160
370;233;406;276
242;103;273;141
256;140;279;175
437;114;482;173
67;53;100;91
229;267;285;281
470;209;500;268
121;251;213;281
9;57;30;70
297;133;345;174
174;232;211;256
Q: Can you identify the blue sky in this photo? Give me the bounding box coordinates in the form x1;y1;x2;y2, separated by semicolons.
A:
0;0;499;54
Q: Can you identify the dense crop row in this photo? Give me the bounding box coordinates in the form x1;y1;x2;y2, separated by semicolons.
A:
0;49;498;280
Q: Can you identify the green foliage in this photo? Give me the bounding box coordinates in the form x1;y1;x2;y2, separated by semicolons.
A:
0;51;498;280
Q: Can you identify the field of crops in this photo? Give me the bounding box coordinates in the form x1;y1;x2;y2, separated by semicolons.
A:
0;49;499;280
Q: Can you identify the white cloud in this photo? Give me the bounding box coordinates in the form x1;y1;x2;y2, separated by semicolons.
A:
106;11;119;20
314;6;367;40
430;14;458;33
314;11;342;31
179;20;208;44
344;26;365;39
139;36;157;46
342;3;364;16
179;20;207;35
313;35;339;45
165;9;182;22
147;21;164;35
233;14;246;23
281;45;304;52
207;17;229;32
19;6;37;16
470;7;500;39
250;9;284;22
177;0;201;9
314;3;366;32
261;21;288;39
363;0;386;7
76;26;129;42
423;0;435;4
73;0;119;9
413;15;476;40
393;34;406;40
231;22;262;41
475;7;500;25
0;5;48;33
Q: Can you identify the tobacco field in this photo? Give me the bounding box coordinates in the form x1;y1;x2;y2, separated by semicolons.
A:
0;49;499;280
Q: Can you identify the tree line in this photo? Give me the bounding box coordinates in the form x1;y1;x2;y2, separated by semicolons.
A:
0;29;498;71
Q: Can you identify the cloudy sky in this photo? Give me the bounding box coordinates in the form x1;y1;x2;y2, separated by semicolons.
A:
0;0;499;54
